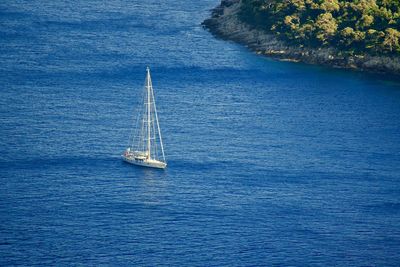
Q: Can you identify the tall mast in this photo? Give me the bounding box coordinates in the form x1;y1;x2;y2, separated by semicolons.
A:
146;67;151;159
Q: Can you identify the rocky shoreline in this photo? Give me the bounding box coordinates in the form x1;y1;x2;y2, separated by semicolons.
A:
202;0;400;76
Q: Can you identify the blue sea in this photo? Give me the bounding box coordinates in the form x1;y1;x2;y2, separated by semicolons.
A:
1;0;400;266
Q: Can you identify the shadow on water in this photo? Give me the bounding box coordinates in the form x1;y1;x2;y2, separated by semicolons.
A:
0;155;115;170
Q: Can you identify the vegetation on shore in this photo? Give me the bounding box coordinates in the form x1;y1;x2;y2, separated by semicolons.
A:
239;0;400;56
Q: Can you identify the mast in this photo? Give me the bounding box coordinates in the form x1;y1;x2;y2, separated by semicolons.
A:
146;67;151;159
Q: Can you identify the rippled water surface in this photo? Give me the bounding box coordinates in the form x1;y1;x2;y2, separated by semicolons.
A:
1;0;400;266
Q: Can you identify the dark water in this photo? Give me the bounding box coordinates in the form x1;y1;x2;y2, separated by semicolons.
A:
1;0;400;266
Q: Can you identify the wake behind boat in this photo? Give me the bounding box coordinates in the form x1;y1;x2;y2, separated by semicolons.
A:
122;67;167;169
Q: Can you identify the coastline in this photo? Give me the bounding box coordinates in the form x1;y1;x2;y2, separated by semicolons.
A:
202;0;400;76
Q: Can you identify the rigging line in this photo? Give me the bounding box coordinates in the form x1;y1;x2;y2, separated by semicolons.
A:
127;80;144;149
132;80;146;150
136;87;145;151
151;102;159;160
150;79;166;163
134;71;149;151
140;100;146;147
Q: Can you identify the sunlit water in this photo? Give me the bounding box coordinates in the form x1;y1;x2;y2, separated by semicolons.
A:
1;0;400;265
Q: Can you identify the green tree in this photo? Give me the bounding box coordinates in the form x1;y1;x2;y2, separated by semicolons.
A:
340;26;355;46
315;13;338;43
297;22;316;42
352;0;378;14
289;0;306;12
320;0;340;13
284;15;300;30
382;28;400;52
358;14;374;28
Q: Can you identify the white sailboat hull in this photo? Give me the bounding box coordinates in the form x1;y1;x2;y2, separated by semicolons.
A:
122;155;167;169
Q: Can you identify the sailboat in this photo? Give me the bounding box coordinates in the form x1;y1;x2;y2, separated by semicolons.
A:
122;67;167;169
